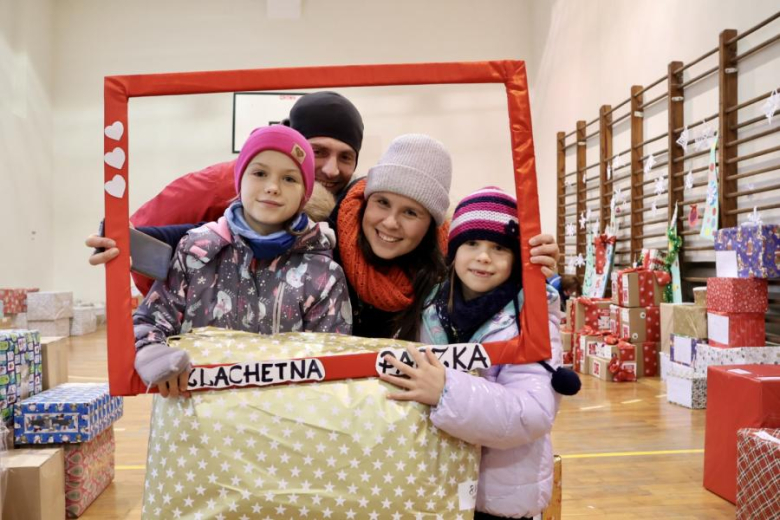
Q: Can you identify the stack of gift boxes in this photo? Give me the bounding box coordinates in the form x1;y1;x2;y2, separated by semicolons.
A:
660;224;780;409
9;383;123;518
1;290;104;338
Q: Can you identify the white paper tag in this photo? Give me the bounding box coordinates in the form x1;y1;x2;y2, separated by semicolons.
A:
672;336;695;366
708;313;729;346
188;359;325;390
715;251;738;278
376;344;491;376
458;480;478;510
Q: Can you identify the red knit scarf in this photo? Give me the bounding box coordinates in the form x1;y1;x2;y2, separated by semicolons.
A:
337;179;448;312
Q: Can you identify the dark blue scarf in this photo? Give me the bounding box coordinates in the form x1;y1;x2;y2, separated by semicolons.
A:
224;201;308;260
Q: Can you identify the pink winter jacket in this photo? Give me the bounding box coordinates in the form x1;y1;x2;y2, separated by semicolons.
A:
420;287;563;518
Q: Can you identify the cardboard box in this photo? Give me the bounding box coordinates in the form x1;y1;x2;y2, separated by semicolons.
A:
670;335;701;367
41;337;69;390
708;311;766;348
28;318;71;337
14;383;123;445
1;448;66;520
706;278;768;314
693;286;707;307
736;428;780;520
715;224;780;279
660;303;675;355
609;304;621;337
560;329;572;352
27;292;74;321
620;306;660;343
620;270;670;308
573;297;611;332
666;375;707;409
590;344;638;382
704;365;780;503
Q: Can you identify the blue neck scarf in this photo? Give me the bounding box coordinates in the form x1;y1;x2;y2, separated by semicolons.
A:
224;201;308;260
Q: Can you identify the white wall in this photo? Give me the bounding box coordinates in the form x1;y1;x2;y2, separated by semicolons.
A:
49;0;536;303
0;0;55;290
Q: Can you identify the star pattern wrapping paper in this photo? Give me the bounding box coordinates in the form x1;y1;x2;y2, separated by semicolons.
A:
142;329;481;520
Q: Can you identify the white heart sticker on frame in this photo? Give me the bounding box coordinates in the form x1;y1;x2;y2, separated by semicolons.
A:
104;147;126;169
104;121;124;141
105;174;126;199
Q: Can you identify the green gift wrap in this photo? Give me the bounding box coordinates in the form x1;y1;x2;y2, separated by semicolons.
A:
142;329;481;520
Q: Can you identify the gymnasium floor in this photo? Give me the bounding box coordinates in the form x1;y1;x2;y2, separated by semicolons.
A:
66;328;735;519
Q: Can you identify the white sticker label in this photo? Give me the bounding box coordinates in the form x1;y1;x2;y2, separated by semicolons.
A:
458;480;478;510
715;250;738;278
707;313;729;346
376;344;491;376
188;359;325;390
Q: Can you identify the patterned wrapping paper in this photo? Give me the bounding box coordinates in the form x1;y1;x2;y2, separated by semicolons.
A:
64;427;116;518
715;225;780;279
736;428;780;520
660;352;694;380
693;287;707;307
0;288;39;314
0;329;43;425
661;344;780;379
14;383;123;444
28;318;71;337
707;311;766;348
27;291;74;321
142;329;482;520
666;375;707;409
572;298;611;332
611;271;620;304
619;270;671;308
637;341;659;377
70;306;98;336
590;343;637;382
706;278;768;313
670;304;708;339
620;306;660;343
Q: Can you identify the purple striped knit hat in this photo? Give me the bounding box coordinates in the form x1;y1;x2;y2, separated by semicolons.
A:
447;186;520;262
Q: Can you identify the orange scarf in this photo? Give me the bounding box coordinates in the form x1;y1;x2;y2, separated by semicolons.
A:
337;179;448;312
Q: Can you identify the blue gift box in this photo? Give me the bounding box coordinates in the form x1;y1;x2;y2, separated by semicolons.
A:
715;224;780;279
0;330;43;425
14;383;123;444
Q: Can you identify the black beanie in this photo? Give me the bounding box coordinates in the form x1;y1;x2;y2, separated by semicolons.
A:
285;92;364;157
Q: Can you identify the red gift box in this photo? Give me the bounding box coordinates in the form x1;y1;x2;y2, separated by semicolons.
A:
736;428;780;520
707;311;766;348
704;365;780;503
707;278;768;314
0;288;39;314
572;297;611;332
638;341;659;376
620;306;661;343
619;269;671;308
609;304;621;337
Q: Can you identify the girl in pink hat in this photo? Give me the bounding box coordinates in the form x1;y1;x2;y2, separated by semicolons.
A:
133;126;352;398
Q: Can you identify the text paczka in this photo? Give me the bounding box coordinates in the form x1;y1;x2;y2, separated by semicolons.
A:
376;344;492;376
188;359;325;390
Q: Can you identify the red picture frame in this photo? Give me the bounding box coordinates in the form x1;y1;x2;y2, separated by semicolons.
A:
104;60;550;396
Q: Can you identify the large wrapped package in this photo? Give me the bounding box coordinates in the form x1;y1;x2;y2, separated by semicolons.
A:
62;427;116;518
706;277;768;313
715;224;780;279
142;329;482;519
571;297;611;332
0;288;39;314
0;330;43;425
28;318;71;337
661;344;780;379
736;428;780;520
27;291;74;321
2;448;66;520
14;383;123;444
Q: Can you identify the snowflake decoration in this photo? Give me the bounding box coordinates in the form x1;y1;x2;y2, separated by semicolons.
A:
579;211;588;230
574;253;585;268
565;222;576;237
654;175;668;197
684;169;694;190
695;121;716;152
676;126;689;153
747;207;763;227
643;153;656;176
612;153;624;171
761;89;779;125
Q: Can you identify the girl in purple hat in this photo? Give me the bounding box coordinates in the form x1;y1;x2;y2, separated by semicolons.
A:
133;126;352;398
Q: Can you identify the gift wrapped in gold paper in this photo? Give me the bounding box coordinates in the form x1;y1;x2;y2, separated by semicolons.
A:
142;328;481;520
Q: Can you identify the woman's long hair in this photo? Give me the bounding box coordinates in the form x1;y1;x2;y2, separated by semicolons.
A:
357;205;447;341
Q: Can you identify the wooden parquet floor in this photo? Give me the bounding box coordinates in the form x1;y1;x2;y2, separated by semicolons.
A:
62;329;735;519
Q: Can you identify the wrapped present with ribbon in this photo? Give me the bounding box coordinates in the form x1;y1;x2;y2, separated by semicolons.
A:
715;224;780;279
736;428;780;520
641;248;667;271
590;341;637;382
619;269;671;308
14;383;123;444
660;303;707;356
0;330;43;425
620;306;660;344
27;291;74;321
141;329;482;519
572;297;612;332
706;278;768;314
708;311;766;348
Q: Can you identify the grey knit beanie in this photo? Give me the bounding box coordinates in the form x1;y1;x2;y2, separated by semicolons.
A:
365;134;452;225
